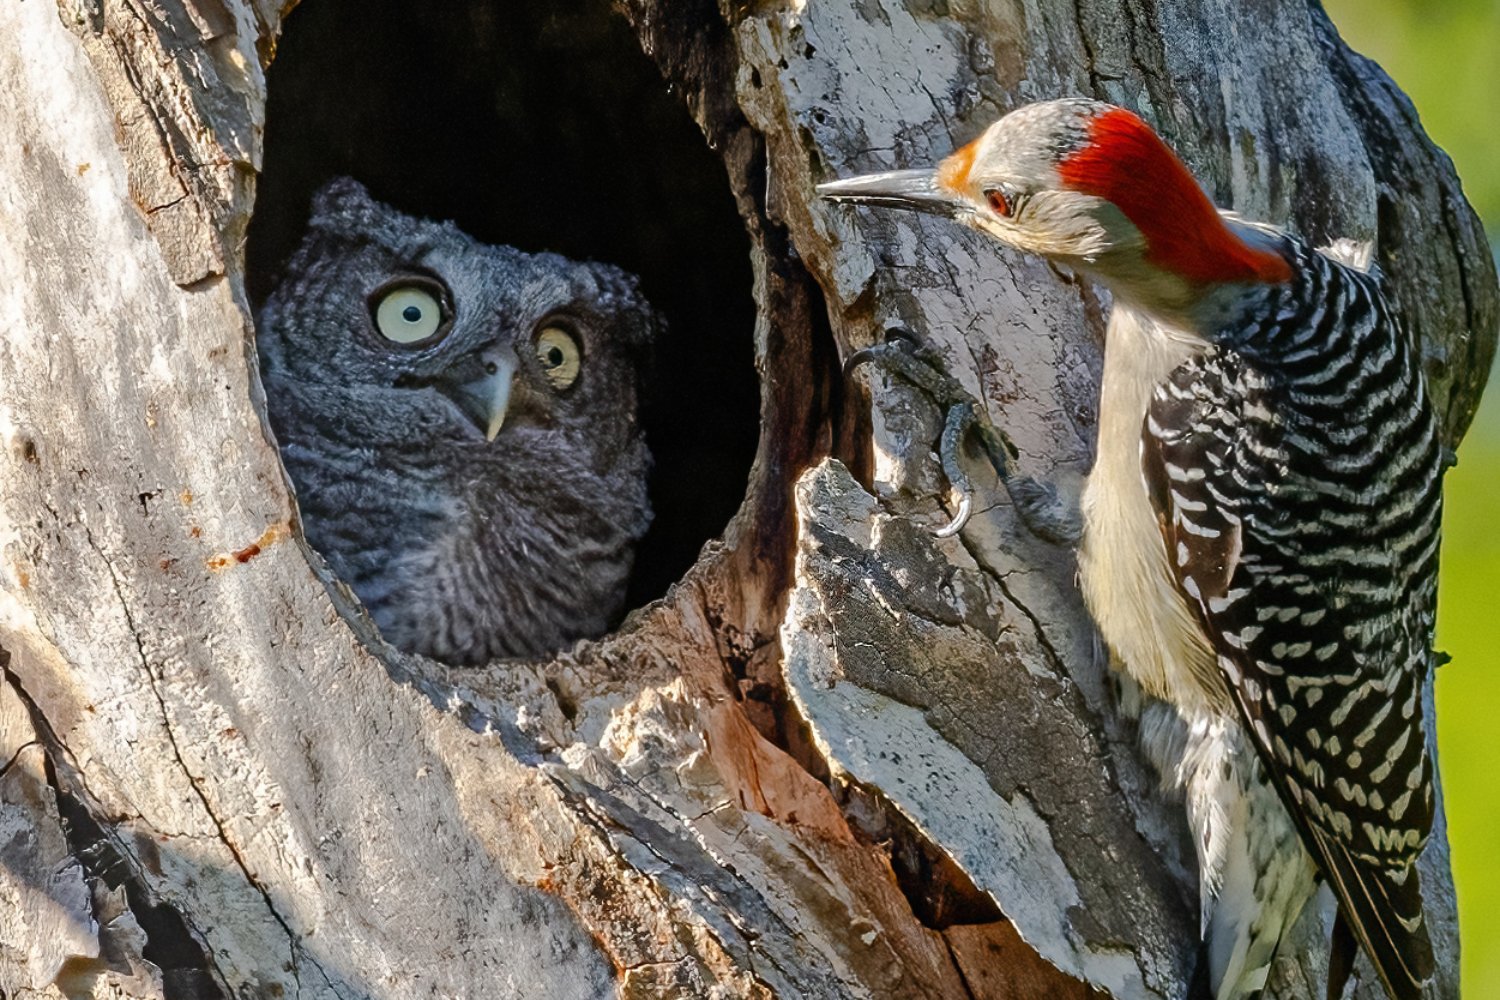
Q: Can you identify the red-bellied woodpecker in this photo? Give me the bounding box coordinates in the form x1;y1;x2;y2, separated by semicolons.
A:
821;98;1443;1000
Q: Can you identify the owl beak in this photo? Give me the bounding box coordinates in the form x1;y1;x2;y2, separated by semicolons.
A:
480;356;516;442
444;353;516;442
482;364;513;442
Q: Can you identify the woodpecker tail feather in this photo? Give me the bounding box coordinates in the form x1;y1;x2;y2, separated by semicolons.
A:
1188;941;1216;1000
1309;827;1434;1000
1327;909;1357;1000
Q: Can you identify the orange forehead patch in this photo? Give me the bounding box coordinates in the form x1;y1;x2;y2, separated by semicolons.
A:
937;137;981;194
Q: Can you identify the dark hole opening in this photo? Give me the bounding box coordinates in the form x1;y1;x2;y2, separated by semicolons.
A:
247;0;759;622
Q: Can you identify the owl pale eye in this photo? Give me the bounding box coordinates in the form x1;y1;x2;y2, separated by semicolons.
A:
535;326;582;389
374;286;445;344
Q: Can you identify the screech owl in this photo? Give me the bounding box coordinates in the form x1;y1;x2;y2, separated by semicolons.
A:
256;178;657;665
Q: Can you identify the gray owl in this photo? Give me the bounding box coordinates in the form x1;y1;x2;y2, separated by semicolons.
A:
256;179;656;665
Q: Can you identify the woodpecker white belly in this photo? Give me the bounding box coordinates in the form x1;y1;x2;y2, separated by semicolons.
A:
821;97;1444;1000
1079;304;1222;716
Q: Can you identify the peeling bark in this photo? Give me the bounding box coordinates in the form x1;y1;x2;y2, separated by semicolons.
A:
0;1;1492;999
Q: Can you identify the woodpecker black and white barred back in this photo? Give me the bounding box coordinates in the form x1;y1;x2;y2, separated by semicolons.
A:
821;98;1444;999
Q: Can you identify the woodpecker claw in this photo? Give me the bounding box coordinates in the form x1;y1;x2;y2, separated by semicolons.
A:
842;344;892;379
933;493;972;538
845;328;1022;538
844;328;973;406
842;326;921;378
845;327;1081;545
881;326;923;350
935;402;979;536
1046;260;1078;285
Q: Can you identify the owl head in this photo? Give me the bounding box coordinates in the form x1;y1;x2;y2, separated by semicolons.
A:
256;178;660;462
255;179;664;663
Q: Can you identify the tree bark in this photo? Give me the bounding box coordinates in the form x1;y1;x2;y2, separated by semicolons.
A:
1;1;1493;999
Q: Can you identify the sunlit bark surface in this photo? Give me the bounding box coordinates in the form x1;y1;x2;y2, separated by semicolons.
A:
1;1;1492;997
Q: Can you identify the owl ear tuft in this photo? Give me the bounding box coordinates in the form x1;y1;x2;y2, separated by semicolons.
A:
614;276;665;400
308;177;384;232
588;266;662;354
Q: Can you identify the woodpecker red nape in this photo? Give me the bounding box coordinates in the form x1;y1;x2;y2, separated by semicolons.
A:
1058;107;1293;286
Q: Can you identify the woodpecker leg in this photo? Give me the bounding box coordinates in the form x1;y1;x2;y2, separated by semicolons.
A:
842;329;968;404
845;329;1082;545
998;468;1081;546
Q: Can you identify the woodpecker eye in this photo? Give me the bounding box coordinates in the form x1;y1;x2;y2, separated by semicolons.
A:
372;282;450;345
535;325;582;390
985;189;1012;217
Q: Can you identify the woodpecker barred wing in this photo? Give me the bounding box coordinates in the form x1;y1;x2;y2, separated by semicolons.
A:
1140;243;1442;1000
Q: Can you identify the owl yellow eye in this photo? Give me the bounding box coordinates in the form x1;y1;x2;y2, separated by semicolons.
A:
374;286;445;344
535;326;582;389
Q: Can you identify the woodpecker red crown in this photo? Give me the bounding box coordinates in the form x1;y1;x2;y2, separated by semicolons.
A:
1059;107;1293;286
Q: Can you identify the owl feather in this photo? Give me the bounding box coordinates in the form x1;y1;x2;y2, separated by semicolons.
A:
257;179;657;664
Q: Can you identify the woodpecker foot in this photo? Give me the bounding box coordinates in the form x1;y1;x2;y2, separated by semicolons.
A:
845;328;1081;545
1003;474;1082;547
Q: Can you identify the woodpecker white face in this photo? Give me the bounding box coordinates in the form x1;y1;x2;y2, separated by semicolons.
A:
819;98;1292;322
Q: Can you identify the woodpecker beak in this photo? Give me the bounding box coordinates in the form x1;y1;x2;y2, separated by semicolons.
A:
817;168;960;218
440;351;517;442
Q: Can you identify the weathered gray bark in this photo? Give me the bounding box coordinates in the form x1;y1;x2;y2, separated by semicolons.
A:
0;1;1492;999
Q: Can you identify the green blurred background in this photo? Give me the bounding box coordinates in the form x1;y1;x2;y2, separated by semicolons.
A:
1321;0;1500;993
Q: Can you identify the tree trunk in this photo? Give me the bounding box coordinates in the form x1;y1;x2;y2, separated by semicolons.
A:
1;1;1493;998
